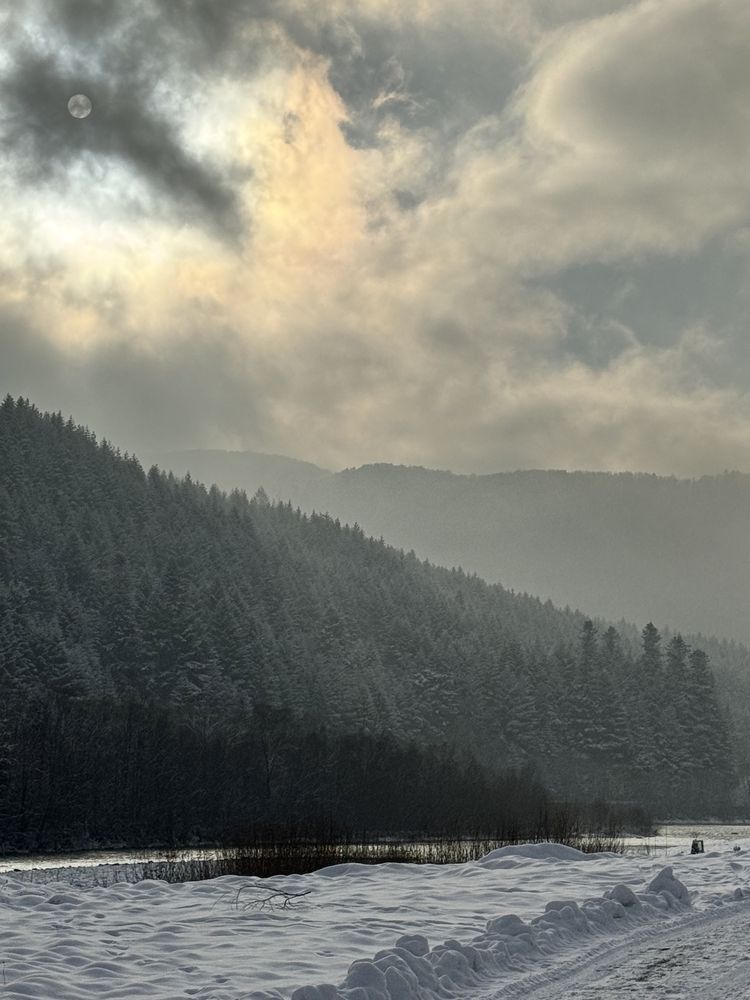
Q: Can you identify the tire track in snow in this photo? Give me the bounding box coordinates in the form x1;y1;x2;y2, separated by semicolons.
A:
487;900;750;999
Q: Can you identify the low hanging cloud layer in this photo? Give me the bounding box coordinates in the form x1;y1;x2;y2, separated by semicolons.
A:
2;0;750;475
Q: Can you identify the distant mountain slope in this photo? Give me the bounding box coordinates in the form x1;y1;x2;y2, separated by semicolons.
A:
145;449;331;500
150;450;750;775
1;398;738;828
320;465;750;648
150;452;750;647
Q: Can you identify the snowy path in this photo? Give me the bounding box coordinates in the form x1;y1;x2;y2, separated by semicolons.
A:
493;903;750;999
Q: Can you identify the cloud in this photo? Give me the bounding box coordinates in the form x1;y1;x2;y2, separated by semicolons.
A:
0;301;274;454
2;53;244;239
445;0;750;270
2;0;750;478
5;289;750;479
0;0;269;239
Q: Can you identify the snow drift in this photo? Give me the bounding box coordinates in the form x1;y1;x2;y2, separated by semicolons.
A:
290;867;705;1000
3;841;750;999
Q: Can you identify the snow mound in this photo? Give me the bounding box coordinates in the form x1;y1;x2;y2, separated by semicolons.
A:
480;842;588;863
315;862;409;879
313;863;378;878
647;867;690;905
291;866;694;1000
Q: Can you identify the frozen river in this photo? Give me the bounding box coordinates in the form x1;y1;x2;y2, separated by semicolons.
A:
623;823;750;855
2;824;749;875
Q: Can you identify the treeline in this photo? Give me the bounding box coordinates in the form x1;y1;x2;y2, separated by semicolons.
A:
0;397;739;843
526;621;734;815
1;696;572;850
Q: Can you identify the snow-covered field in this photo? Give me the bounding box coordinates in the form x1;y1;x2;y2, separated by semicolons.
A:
2;841;750;999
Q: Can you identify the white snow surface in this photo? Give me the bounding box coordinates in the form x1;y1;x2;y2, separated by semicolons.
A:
2;842;750;999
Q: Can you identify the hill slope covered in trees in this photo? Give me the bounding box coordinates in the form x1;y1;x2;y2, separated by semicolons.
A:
0;399;739;847
148;451;750;647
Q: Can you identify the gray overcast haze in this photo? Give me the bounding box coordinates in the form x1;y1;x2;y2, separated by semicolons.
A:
2;0;750;475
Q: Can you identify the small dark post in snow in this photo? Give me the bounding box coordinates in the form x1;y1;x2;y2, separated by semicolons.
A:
690;838;704;854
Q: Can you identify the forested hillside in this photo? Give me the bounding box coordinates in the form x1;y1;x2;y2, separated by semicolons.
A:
150;449;750;770
149;451;750;647
0;399;739;848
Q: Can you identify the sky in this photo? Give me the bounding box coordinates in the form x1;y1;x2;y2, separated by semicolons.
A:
2;0;750;476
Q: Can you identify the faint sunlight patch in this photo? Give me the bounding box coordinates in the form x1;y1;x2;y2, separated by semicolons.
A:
67;93;92;118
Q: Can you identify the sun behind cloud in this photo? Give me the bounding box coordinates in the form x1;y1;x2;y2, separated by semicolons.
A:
1;0;750;474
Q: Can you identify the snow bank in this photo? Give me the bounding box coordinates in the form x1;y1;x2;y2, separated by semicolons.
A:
289;867;696;1000
2;845;750;999
480;842;594;863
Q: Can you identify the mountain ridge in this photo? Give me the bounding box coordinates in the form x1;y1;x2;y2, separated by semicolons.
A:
147;449;750;647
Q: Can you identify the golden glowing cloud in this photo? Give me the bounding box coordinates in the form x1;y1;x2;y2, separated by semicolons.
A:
3;0;750;477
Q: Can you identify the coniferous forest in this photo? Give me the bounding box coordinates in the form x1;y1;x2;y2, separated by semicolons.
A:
0;397;739;849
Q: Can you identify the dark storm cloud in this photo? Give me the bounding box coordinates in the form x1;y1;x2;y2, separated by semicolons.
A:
2;50;244;238
3;0;523;227
0;0;270;239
